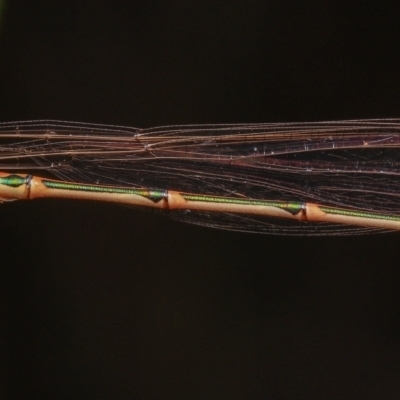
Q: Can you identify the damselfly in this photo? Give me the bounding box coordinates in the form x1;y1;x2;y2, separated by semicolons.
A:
0;119;400;235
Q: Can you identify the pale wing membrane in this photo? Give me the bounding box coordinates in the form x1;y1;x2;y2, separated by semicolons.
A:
0;119;400;234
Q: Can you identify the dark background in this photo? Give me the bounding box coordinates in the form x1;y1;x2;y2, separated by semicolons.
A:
1;1;400;399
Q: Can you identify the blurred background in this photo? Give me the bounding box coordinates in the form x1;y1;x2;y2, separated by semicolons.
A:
1;1;400;398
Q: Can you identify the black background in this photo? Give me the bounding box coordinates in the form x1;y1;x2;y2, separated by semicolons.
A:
1;2;400;399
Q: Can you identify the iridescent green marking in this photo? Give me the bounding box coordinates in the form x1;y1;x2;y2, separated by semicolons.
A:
181;193;304;215
320;206;400;222
42;180;165;203
0;174;29;188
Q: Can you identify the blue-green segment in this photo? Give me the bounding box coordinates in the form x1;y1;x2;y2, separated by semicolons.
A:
321;206;400;222
42;179;166;203
181;193;304;215
0;174;28;188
